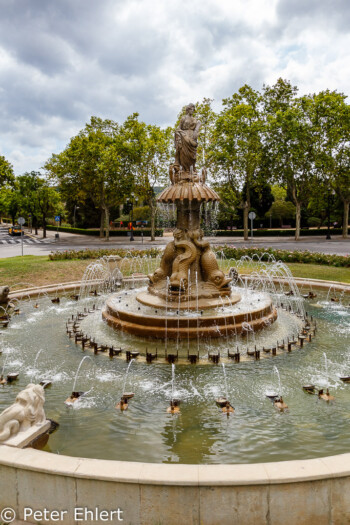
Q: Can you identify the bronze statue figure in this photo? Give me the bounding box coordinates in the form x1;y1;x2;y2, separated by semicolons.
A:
174;103;201;173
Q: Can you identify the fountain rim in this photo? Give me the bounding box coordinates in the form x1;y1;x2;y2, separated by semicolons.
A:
8;275;350;301
0;442;349;485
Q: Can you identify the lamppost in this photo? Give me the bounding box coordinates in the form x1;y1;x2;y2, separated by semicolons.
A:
326;188;335;240
73;205;79;228
127;193;135;242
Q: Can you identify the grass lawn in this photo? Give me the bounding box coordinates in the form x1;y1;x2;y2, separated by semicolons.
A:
0;255;89;289
0;255;349;290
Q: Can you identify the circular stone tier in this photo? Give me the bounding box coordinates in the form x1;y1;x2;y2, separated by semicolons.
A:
102;293;277;340
136;290;241;311
157;182;220;203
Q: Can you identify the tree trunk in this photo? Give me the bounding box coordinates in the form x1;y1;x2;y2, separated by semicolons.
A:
243;201;249;240
42;214;46;238
150;199;155;241
343;200;349;239
295;202;301;240
104;206;110;241
99;209;105;238
33;216;38;235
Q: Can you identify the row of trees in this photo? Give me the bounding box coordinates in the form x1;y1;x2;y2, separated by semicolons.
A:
44;115;172;241
206;80;350;239
0;171;62;238
0;79;349;240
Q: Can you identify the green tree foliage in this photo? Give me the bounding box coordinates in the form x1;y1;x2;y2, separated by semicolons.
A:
263;79;316;239
36;183;62;238
17;172;42;234
0;155;15;186
0;183;23;224
266;200;296;227
45;116;138;240
132;122;172;240
209;85;265;239
310;91;350;238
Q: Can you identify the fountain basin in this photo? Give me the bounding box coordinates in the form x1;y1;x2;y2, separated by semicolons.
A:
102;288;277;340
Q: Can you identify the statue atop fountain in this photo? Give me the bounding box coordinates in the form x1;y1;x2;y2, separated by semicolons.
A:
140;103;236;310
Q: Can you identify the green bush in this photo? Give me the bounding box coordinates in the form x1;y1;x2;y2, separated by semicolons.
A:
49;246;350;268
46;225;163;237
214;227;348;237
307;217;322;227
214;246;350;268
49;247;162;260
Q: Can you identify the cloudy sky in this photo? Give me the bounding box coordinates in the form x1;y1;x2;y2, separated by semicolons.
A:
1;0;350;174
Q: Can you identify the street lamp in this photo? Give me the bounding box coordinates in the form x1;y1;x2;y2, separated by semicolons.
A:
127;193;135;242
73;205;80;229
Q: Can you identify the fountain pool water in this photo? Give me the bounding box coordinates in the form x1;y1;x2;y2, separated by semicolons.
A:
0;263;349;465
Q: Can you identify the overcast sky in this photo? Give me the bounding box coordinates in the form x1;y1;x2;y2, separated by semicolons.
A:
1;0;350;174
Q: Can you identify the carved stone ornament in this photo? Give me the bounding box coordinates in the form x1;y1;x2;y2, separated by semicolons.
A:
0;383;46;443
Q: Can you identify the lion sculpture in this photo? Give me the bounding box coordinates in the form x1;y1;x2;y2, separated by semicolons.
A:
0;384;46;442
0;286;10;305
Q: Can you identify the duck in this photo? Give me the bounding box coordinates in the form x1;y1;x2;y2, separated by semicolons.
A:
0;375;7;386
51;297;60;304
318;388;335;402
64;391;84;406
222;401;234;414
274;397;288;411
116;397;129;411
167;400;180;414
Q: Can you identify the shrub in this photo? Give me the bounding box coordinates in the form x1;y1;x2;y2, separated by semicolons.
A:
215;246;350;268
46;225;163;237
49;248;162;260
49;246;350;268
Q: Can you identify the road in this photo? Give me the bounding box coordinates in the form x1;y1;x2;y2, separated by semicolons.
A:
0;226;54;246
0;226;349;258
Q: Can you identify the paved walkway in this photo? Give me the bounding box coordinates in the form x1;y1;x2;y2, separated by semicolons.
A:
0;226;349;258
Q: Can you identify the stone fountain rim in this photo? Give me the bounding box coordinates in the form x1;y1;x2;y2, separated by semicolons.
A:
0;443;349;485
7;275;350;300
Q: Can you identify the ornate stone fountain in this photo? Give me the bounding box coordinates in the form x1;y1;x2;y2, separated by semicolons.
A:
103;104;277;339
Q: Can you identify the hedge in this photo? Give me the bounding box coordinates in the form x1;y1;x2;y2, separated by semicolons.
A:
46;225;163;237
49;246;350;267
214;246;350;268
215;227;349;237
49;247;162;260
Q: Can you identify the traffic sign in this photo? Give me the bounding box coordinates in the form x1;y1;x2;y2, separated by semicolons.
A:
17;217;25;225
55;215;60;222
248;211;256;220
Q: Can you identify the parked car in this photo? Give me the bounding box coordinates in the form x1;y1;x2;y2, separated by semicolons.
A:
8;225;22;236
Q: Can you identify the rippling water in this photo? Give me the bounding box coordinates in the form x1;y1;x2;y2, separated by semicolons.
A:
0;289;349;464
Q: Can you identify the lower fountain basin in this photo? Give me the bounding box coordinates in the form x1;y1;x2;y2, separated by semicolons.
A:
102;288;277;339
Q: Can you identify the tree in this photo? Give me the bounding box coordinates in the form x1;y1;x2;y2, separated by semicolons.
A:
36;183;61;238
0;155;15;187
310;91;350;238
0;183;23;225
266;200;296;227
45;116;136;241
209;85;265;239
263;80;316;240
17;172;42;234
133;122;172;240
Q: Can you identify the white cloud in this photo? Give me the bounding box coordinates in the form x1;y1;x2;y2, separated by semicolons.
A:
0;0;349;174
